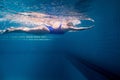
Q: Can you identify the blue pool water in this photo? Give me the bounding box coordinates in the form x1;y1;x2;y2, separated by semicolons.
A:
0;0;120;80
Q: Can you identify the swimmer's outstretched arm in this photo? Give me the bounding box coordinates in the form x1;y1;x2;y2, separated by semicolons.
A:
69;26;94;31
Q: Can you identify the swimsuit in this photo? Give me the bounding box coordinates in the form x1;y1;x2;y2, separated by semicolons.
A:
45;24;65;34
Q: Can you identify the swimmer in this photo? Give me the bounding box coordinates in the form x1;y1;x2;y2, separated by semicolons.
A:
0;12;94;35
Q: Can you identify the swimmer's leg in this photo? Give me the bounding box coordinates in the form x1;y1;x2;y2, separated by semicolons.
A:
0;27;30;34
0;26;49;34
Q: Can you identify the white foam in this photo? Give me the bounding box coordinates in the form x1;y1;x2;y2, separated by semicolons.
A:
0;11;94;28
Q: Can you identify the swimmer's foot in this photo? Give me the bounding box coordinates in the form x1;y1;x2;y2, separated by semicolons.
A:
1;27;22;34
0;30;6;34
5;27;15;32
0;28;13;34
0;30;2;34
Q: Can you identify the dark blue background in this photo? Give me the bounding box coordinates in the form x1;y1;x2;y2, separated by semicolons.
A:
0;0;120;80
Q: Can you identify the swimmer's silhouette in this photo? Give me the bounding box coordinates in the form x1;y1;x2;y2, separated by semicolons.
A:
0;12;94;35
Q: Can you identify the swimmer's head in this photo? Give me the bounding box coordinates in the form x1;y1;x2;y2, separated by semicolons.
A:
72;19;81;26
67;19;81;26
67;22;74;26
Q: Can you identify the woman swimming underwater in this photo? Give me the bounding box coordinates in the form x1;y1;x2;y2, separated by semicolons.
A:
0;12;94;35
